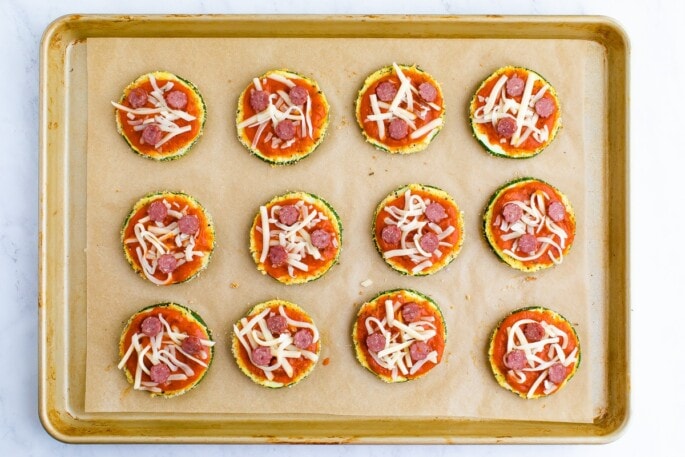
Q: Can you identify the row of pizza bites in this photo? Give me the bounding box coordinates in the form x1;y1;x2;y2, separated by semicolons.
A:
111;65;561;164
117;294;580;399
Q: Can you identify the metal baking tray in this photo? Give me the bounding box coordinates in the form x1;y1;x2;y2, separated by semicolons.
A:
39;14;629;444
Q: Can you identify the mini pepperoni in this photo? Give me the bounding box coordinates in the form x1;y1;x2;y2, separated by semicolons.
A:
419;232;439;253
409;341;431;361
165;90;188;110
381;225;401;245
504;349;527;370
181;336;203;355
375;81;398;102
275;119;296;140
496;117;517;138
517;233;538;254
252;346;272;366
523;322;545;342
178;214;200;235
401;302;421;323
293;329;313;349
366;332;386;352
547;362;567;384
266;314;288;334
127;87;148;108
141;124;163;146
268;244;288;267
147;200;168;222
149;363;171;384
502;203;522;223
157;254;178;274
418;82;438;102
250;90;270;112
535;97;555;118
425;202;447;222
547;201;565;222
310;229;331;249
141;316;162;337
506;75;525;97
388;118;409;140
278;205;299;226
288;86;308;105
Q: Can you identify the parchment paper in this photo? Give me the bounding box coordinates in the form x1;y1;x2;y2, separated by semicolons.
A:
85;37;604;422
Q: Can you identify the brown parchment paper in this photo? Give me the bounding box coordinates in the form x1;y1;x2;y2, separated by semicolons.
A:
85;37;607;422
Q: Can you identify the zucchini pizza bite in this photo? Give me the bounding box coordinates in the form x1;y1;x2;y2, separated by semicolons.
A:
236;69;330;165
117;303;214;397
488;307;580;399
249;191;342;285
373;184;464;275
483;178;575;272
352;289;446;383
470;66;561;158
122;191;215;285
232;300;321;388
112;71;206;161
355;63;445;154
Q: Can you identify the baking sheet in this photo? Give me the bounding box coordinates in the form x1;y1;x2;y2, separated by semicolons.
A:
40;15;629;443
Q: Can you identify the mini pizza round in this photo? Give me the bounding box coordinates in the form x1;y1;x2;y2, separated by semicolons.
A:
249;191;342;285
117;302;215;397
352;289;446;383
236;69;330;165
232;300;321;388
355;63;445;154
470;66;561;158
488;306;580;399
373;184;464;276
483;177;575;272
122;191;215;285
112;71;206;161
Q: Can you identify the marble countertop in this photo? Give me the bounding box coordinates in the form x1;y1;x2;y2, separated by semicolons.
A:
2;0;682;455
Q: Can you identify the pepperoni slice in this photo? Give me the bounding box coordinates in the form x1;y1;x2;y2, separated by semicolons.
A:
506;75;525;97
147;200;168;222
150;363;171;383
252;346;272;366
157;254;178;274
375;81;398;102
502;203;522;223
425;202;447;223
266;314;288;334
268;244;288;267
522;322;545;342
419;232;439;253
178;214;200;235
181;336;203;355
278;205;299;226
504;349;527;370
310;229;331;249
141;124;163;146
535;97;555;118
366;332;386;352
293;329;313;349
381;225;401;245
517;233;538;254
409;341;431;361
275;119;296;140
141;316;162;337
165;90;188;110
250;90;269;112
288;86;308;105
418;82;437;102
388;118;409;140
496;117;517;138
548;362;567;383
547;201;565;222
127;87;148;108
401;302;421;323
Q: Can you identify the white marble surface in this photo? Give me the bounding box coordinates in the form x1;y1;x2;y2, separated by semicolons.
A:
1;0;682;455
